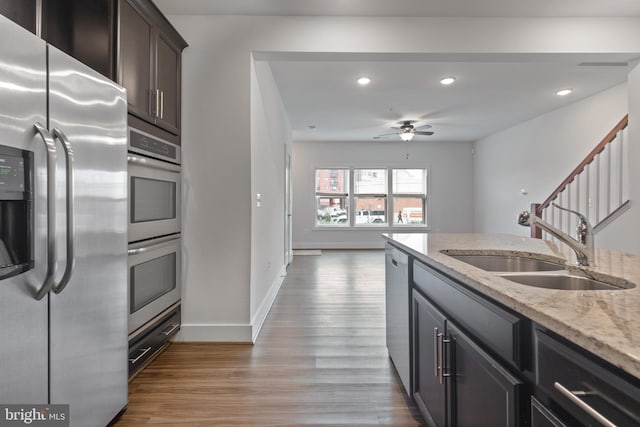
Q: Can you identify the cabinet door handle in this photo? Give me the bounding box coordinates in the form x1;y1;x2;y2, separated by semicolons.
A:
162;323;179;336
554;382;616;427
129;346;152;364
391;259;398;267
433;327;440;378
437;332;444;384
438;332;451;385
160;90;164;119
155;89;161;118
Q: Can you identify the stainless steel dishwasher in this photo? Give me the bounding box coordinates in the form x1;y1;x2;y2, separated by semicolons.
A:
385;243;410;395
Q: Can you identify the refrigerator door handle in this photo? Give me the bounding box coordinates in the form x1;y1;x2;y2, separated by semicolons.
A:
33;122;58;300
51;128;75;294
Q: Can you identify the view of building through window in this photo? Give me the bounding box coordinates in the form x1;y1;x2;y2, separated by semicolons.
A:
393;169;427;225
315;168;427;227
315;169;349;225
354;169;387;225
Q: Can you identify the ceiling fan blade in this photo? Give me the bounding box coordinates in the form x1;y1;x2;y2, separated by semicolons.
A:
415;124;432;130
414;131;434;136
377;132;399;137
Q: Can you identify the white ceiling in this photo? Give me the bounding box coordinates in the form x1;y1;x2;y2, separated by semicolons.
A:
268;55;632;142
153;1;639;143
154;0;640;18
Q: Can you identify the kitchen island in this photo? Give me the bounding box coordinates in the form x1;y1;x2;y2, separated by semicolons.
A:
383;233;640;427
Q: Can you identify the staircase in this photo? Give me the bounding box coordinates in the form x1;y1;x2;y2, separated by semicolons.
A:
530;115;630;241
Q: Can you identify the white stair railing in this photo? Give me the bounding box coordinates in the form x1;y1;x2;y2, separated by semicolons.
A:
531;115;629;242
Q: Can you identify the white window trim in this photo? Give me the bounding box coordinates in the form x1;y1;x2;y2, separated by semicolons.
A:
312;166;429;231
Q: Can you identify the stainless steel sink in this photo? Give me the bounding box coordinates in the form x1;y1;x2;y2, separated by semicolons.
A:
500;273;632;291
447;254;565;272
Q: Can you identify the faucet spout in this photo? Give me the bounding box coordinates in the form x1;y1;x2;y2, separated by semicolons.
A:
518;205;595;267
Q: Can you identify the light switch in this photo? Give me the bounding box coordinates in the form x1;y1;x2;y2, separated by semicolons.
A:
256;193;262;208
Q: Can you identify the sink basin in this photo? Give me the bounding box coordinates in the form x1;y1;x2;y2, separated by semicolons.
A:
447;254;565;272
500;273;632;291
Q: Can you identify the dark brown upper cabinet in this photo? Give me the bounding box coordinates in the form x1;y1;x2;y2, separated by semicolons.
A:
118;0;187;137
0;0;38;34
0;0;116;80
42;0;116;80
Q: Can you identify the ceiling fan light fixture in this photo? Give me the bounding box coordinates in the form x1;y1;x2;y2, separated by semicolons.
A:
440;77;456;85
357;76;372;86
400;132;414;141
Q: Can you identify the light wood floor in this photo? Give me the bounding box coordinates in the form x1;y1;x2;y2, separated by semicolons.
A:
115;250;424;426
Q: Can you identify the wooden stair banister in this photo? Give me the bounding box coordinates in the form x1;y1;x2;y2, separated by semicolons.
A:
532;114;628;238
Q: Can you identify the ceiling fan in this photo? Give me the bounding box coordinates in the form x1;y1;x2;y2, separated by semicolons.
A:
375;120;434;141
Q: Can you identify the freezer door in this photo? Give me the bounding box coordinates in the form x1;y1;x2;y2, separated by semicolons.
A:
47;46;128;427
0;15;49;404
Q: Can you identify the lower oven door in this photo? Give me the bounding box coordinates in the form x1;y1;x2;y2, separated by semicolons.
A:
128;235;181;334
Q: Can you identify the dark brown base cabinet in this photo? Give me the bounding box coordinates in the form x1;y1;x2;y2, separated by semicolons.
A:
534;328;640;427
386;244;640;427
412;289;524;427
412;290;447;426
531;397;568;427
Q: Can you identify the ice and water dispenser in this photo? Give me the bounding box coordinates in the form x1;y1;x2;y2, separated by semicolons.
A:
0;144;32;279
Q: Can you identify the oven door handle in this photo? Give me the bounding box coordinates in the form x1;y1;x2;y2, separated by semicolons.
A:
51;128;75;295
127;154;181;173
33;122;58;300
128;237;181;256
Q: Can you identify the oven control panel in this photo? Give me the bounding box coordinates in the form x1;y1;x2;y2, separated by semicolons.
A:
129;128;180;164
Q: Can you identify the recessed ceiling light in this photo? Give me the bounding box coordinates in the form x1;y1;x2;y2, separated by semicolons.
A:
357;76;372;86
440;77;456;85
556;88;573;96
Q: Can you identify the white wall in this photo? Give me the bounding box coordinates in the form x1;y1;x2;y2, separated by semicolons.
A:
292;141;474;249
170;14;640;341
473;84;640;254
250;60;292;340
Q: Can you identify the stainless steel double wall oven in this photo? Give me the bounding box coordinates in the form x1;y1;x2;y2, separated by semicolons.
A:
127;127;181;335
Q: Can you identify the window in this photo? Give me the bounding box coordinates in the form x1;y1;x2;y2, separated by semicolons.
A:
314;167;427;228
392;169;427;226
315;169;349;226
354;169;387;226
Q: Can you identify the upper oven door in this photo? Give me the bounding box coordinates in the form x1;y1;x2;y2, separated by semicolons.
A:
128;154;181;242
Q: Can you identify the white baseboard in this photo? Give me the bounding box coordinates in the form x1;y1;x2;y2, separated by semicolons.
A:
172;265;287;343
251;264;287;343
293;241;385;250
175;323;252;342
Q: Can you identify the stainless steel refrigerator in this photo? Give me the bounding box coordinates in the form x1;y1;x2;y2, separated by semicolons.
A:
0;15;128;426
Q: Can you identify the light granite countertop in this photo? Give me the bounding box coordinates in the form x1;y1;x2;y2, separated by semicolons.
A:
382;232;640;380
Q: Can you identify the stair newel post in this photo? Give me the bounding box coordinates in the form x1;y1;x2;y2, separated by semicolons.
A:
530;203;542;239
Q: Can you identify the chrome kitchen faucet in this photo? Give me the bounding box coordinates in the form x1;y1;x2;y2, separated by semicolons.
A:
518;204;595;267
